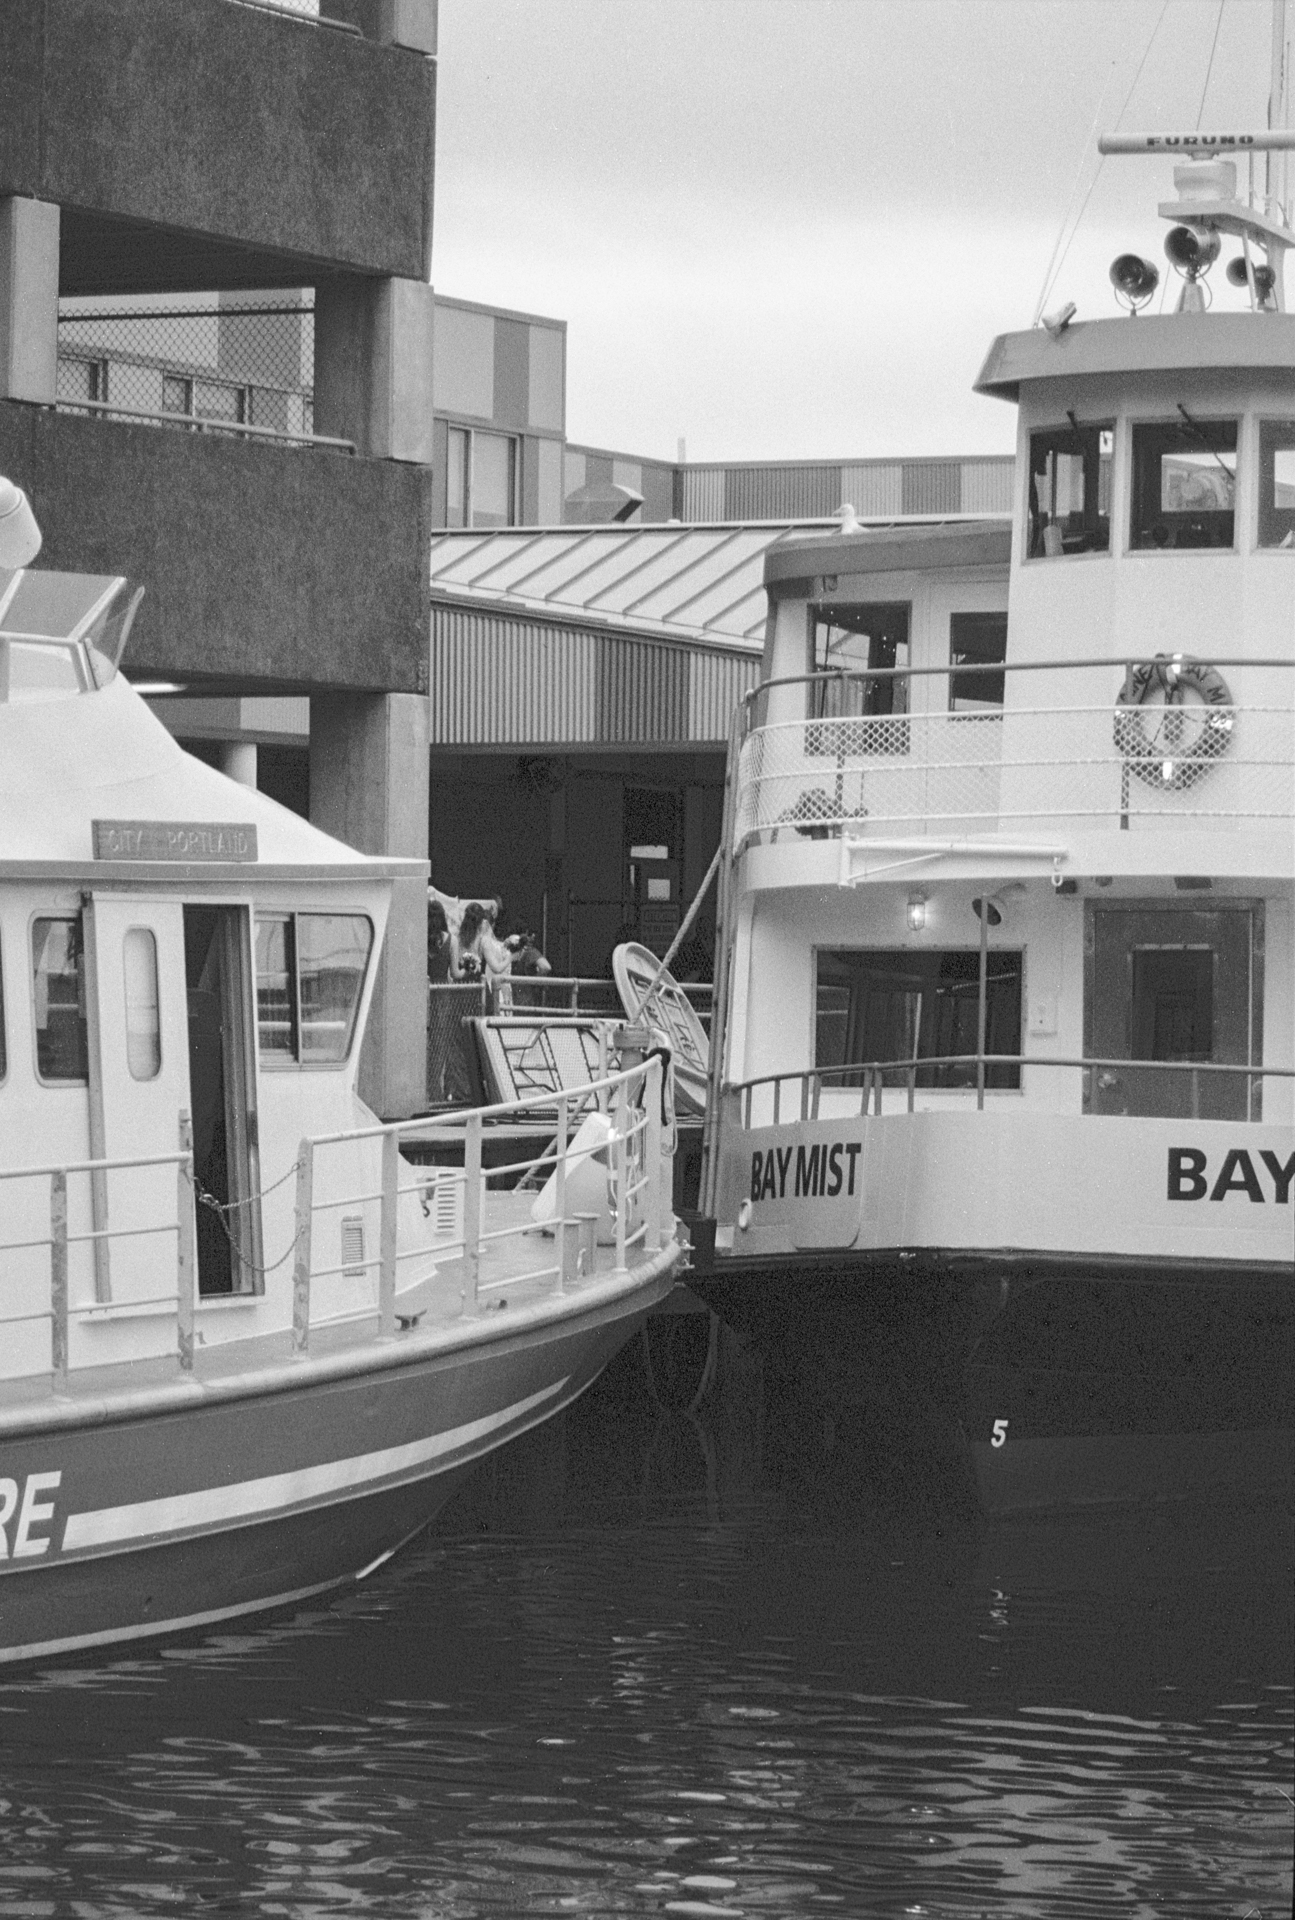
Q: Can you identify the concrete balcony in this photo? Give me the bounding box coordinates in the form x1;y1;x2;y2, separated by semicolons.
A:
0;401;431;692
1;0;434;291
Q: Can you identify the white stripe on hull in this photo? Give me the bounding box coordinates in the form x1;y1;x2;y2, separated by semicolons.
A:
61;1377;569;1553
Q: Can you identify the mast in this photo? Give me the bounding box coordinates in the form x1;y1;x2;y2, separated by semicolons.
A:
1268;0;1289;225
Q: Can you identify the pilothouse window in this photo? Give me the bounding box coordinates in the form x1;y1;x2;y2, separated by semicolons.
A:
1130;418;1237;550
1027;422;1112;556
811;605;910;744
1257;419;1295;548
255;913;373;1065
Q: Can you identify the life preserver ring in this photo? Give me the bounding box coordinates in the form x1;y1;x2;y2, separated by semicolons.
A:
1113;655;1234;792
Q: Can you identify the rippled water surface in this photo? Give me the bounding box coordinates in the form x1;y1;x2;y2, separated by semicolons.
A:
1;1346;1291;1918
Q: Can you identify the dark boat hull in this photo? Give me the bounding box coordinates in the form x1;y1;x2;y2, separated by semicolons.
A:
0;1281;669;1664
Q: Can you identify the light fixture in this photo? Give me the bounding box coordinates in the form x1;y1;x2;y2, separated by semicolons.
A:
1109;253;1159;314
907;892;927;932
1041;301;1076;339
970;895;1003;928
0;474;41;569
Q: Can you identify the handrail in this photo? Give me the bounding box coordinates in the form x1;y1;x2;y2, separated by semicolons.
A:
747;656;1295;711
52;396;356;454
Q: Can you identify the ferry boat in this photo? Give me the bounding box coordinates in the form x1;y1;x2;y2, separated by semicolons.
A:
0;481;682;1663
693;124;1295;1510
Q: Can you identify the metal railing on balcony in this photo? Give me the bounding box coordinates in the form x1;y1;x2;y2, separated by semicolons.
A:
54;303;348;454
733;659;1295;848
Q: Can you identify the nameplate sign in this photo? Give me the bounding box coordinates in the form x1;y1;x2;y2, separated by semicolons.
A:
92;820;259;863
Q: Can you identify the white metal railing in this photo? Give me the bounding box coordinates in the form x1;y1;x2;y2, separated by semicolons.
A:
298;1056;670;1352
733;704;1294;848
729;1055;1295;1126
0;1058;673;1388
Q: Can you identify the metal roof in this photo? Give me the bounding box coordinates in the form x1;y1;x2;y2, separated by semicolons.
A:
428;522;844;653
429;518;1011;652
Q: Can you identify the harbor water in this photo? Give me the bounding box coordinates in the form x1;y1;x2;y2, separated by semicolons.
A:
1;1329;1290;1918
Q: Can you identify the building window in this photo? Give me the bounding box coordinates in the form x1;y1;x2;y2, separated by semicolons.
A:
1027;422;1112;556
56;356;106;406
1257;419;1295;548
445;426;518;529
816;947;1023;1090
32;916;88;1084
162;373;248;428
1130;417;1237;551
949;611;1008;711
255;913;373;1065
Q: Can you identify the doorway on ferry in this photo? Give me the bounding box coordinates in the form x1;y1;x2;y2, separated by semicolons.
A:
1085;902;1263;1122
183;905;263;1294
624;786;681;958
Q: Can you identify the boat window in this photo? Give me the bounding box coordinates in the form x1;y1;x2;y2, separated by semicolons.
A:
815;948;1022;1090
1129;417;1237;551
255;912;372;1066
31;916;88;1083
123;927;161;1081
949;612;1007;710
254;914;297;1058
1256;419;1295;548
1027;422;1112;556
811;605;910;755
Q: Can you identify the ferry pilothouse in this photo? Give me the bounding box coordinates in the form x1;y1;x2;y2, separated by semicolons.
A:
692;130;1295;1510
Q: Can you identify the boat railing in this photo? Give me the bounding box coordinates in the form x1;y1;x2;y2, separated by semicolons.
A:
294;1054;671;1352
730;1055;1295;1127
0;1147;195;1387
733;658;1294;849
0;1058;673;1387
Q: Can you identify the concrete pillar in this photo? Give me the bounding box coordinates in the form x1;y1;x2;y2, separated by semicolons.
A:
0;198;59;404
314;275;435;466
310;692;430;1119
219;740;259;788
321;0;437;50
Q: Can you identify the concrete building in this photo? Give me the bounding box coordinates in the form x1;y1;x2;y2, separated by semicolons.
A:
0;0;439;1116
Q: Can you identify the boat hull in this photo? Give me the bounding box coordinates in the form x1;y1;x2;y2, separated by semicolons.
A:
0;1277;671;1664
691;1248;1293;1514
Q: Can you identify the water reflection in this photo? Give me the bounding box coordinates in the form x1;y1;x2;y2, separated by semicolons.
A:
0;1336;1290;1917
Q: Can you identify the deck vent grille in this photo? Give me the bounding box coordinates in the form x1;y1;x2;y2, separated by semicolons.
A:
340;1215;366;1278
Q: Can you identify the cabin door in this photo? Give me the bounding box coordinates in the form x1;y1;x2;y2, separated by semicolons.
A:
1086;904;1261;1121
83;895;192;1303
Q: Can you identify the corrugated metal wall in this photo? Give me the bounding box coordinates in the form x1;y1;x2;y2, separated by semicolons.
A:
959;459;1015;513
679;468;725;520
723;465;842;520
841;463;903;515
902;462;961;514
430;604;758;746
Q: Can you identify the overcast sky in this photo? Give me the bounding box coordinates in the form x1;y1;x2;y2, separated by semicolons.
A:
433;1;1284;462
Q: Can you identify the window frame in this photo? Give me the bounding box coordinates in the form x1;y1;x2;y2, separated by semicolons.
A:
1255;417;1295;550
30;911;89;1087
1025;419;1114;561
255;909;374;1070
1127;415;1239;554
813;944;1024;1092
948;609;1008;713
443;424;519;530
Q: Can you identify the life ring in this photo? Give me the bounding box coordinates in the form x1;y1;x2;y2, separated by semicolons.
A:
1113;655;1234;792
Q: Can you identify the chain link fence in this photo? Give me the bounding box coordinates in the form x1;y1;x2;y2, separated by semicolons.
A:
55;296;348;452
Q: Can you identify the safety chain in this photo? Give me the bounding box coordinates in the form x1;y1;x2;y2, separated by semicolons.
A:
181;1161;303;1281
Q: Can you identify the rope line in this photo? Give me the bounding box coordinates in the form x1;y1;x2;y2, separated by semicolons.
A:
1196;0;1227;130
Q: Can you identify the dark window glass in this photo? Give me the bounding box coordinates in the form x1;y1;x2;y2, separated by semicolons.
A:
1129;418;1237;551
949;611;1008;710
1131;947;1213;1061
815;947;1022;1090
1257;418;1295;548
812;603;910;723
1027;422;1112;556
32;916;88;1083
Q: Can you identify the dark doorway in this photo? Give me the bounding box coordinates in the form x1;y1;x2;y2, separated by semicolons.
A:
625;787;681;957
183;905;262;1294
